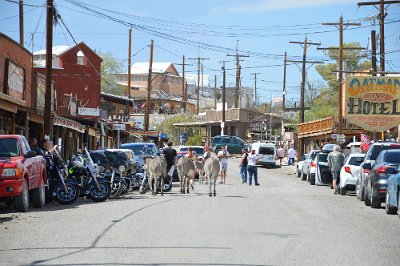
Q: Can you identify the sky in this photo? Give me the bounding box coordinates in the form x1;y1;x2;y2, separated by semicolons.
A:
1;0;399;105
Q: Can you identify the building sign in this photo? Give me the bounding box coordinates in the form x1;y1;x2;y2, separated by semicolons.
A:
53;115;85;133
130;115;144;130
345;76;400;132
7;61;24;100
130;130;157;136
112;124;126;131
78;107;100;116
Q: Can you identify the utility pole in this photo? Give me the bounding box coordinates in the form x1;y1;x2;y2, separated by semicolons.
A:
221;61;226;136
289;37;321;123
144;40;154;138
289;38;322;157
250;72;260;106
188;56;209;114
19;0;24;46
44;0;54;140
176;56;192;112
227;40;249;108
201;63;204;96
214;75;217;110
358;0;400;76
319;16;362;135
371;30;378;75
126;28;132;122
282;52;287;111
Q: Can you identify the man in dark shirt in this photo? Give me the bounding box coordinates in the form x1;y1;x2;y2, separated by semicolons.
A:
162;141;177;178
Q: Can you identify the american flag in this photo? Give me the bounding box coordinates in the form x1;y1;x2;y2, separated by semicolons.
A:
272;97;283;103
361;133;372;151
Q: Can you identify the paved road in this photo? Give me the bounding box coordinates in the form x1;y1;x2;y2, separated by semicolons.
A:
1;158;400;266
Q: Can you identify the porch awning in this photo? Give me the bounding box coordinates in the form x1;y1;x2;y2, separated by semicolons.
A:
53;115;86;133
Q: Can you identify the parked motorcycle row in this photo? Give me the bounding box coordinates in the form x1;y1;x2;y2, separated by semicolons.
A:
297;142;400;218
44;147;151;205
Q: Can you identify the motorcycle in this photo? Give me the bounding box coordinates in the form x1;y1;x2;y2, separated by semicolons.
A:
65;148;111;202
45;149;80;205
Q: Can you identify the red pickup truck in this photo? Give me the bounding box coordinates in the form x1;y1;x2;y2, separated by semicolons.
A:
0;135;47;212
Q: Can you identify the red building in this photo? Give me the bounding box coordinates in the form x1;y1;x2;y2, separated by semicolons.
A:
33;42;103;157
0;33;44;138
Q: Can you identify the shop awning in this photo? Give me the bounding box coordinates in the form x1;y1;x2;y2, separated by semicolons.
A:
53;115;85;133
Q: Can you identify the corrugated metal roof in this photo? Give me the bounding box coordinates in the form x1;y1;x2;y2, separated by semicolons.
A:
129;62;174;74
33;45;72;56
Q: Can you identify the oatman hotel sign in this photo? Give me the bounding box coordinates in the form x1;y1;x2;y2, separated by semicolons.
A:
345;76;400;132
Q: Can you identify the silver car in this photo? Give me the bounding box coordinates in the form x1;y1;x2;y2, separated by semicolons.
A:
301;150;320;181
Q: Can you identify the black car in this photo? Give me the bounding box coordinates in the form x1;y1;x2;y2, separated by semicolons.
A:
363;149;400;208
356;142;400;202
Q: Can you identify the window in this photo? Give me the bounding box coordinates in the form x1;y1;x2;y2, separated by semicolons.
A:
348;156;364;166
259;147;275;155
0;138;20;157
77;51;85;65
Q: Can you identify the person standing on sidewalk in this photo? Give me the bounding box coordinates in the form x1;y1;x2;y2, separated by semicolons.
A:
288;146;296;166
239;148;248;184
247;149;260;186
328;145;345;194
277;145;285;166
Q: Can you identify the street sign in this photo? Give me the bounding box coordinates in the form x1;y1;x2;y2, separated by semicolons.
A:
337;138;345;144
113;124;126;131
331;134;338;139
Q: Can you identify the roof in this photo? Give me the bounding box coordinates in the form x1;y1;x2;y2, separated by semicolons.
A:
129;62;178;75
34;45;71;56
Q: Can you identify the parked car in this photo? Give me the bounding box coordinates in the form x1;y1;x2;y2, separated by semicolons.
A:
120;142;158;160
385;166;400;215
362;149;400;208
211;135;247;154
338;153;365;195
356;142;400;201
0;135;47;212
177;146;205;159
249;142;277;168
302;150;320;181
296;154;308;177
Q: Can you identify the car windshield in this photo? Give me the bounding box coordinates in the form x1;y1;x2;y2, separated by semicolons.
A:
310;152;319;160
259;147;274;155
384;151;400;164
348;156;364;166
90;152;110;165
0;138;20;157
212;137;222;145
369;144;400;160
319;153;329;163
122;144;157;157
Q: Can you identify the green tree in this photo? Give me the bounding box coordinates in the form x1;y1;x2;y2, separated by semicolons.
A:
305;42;371;121
156;114;197;144
99;51;126;96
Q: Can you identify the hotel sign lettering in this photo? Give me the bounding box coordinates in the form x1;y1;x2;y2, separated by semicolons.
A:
345;76;400;132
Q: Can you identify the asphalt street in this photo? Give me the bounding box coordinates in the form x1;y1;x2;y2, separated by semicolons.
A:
1;158;400;266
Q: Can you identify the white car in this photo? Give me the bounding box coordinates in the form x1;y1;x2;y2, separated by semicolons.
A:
301;150;320;181
296;154;308;177
339;153;365;196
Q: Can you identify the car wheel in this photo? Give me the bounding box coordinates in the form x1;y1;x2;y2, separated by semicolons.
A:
356;180;361;200
310;174;315;185
370;186;381;209
340;186;346;196
364;187;371;206
301;172;307;181
360;181;365;202
385;191;397;215
14;178;29;212
32;177;45;208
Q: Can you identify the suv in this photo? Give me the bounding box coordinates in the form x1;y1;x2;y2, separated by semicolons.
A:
211;135;247;155
356;142;400;201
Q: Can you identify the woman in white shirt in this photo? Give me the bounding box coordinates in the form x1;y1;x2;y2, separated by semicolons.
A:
247;149;260;186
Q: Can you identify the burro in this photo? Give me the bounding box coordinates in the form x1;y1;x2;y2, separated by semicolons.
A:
347;97;400;115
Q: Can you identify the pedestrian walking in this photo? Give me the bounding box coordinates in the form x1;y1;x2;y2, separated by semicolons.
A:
328;145;345;194
288;146;296;166
217;145;229;184
277;145;285;166
247;149;260;186
239;148;248;184
162;141;177;179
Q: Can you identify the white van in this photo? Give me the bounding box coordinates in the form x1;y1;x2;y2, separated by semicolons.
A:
249;142;277;167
